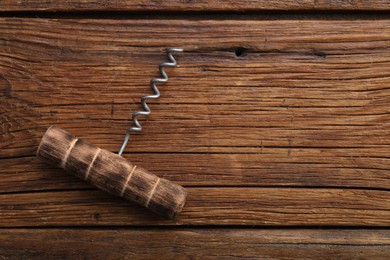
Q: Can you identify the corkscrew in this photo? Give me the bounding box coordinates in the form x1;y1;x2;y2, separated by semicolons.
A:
36;48;186;219
118;47;183;155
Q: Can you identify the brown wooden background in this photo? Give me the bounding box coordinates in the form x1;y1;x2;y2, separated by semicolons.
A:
1;1;390;259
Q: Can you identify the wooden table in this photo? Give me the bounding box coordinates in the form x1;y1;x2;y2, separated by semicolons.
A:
1;1;390;259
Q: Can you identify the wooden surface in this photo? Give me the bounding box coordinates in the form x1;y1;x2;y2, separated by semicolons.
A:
0;10;389;260
1;229;389;259
1;0;390;11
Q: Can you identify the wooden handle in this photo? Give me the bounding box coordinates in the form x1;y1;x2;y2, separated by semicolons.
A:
36;125;187;219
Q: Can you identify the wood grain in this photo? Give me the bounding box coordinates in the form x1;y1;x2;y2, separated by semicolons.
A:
1;18;389;229
1;18;389;192
1;0;390;11
1;229;389;259
0;188;389;226
0;13;389;260
2;151;389;192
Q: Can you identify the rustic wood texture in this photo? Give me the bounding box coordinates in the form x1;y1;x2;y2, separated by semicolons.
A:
37;125;187;218
1;0;390;11
0;17;389;258
1;229;389;259
1;19;389;188
0;188;389;226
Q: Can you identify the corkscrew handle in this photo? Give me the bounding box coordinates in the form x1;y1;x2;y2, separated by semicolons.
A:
36;125;187;219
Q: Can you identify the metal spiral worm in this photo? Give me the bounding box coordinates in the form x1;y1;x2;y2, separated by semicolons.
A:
118;48;183;155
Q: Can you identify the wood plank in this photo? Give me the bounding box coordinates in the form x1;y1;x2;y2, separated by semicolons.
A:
1;229;389;259
1;0;390;11
1;19;389;190
0;188;389;226
1;153;389;192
